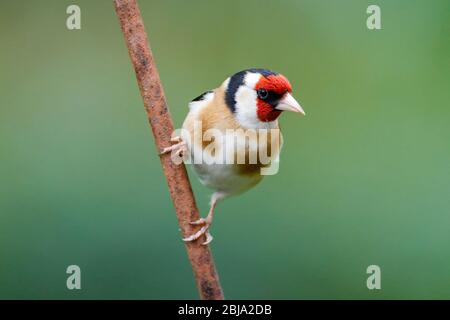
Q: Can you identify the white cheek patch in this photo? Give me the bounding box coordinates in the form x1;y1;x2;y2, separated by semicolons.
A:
234;73;260;128
235;85;258;128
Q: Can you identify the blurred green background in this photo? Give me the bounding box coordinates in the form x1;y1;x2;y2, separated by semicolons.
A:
0;0;449;299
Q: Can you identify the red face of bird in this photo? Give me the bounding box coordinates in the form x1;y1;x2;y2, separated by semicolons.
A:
224;69;304;128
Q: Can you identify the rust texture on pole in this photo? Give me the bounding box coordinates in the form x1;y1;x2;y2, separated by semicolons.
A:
113;0;224;300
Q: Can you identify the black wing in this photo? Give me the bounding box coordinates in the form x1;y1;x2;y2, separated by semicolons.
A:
190;90;213;102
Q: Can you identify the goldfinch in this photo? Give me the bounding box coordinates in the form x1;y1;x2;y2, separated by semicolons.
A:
161;68;304;245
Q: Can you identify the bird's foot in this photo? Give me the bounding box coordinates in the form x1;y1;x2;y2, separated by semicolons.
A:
183;217;214;245
160;136;187;159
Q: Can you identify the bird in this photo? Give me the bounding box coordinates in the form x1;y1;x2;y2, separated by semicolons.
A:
161;68;305;245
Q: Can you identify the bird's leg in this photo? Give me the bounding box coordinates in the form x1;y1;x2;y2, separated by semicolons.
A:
183;194;220;245
160;136;187;158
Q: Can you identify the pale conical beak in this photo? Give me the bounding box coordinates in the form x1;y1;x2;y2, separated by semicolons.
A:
276;93;305;115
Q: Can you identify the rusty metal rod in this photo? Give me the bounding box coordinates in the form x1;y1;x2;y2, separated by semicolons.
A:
113;0;224;300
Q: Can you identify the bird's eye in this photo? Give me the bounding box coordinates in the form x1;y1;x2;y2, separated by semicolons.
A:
257;88;269;100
